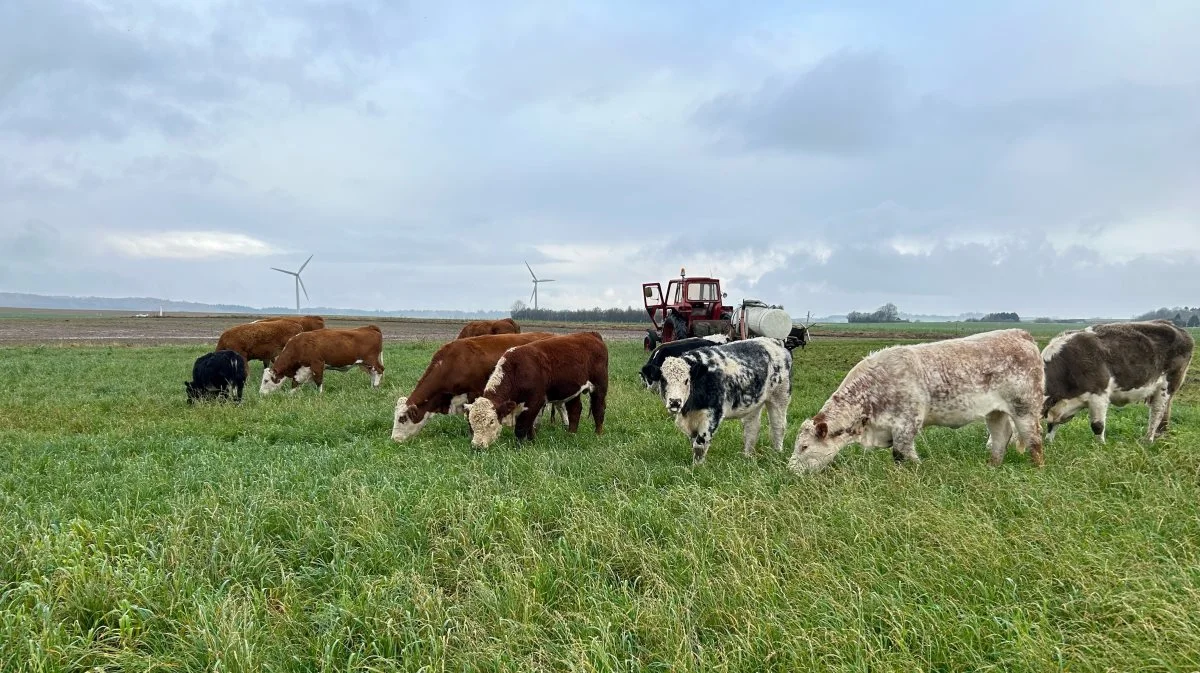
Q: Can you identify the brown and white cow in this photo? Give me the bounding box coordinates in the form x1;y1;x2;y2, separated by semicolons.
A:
254;315;326;331
1042;319;1194;443
260;325;385;394
216;317;320;369
457;318;521;339
391;332;556;442
465;331;609;448
789;328;1045;473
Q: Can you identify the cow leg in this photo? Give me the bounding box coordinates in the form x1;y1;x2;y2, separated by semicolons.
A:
741;407;763;458
516;404;541;442
590;382;607;435
564;397;584;433
309;363;326;394
236;380;244;402
766;388;789;452
891;427;920;465
1088;396;1109;443
1146;391;1169;443
986;411;1014;466
693;410;723;465
1011;412;1044;467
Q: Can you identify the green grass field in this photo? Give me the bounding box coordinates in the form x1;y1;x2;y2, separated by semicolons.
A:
2;338;1199;671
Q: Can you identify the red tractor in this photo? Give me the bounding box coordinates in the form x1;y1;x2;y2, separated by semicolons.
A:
642;268;813;351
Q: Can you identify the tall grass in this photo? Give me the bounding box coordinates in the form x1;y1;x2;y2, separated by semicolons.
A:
0;339;1198;671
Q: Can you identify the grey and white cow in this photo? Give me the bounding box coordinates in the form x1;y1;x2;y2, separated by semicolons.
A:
659;337;792;464
1042;319;1194;443
789;328;1046;473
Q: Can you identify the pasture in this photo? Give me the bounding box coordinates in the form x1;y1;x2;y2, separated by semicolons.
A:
1;335;1199;671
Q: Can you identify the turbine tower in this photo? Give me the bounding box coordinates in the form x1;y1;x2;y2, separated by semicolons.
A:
525;260;555;310
271;254;312;313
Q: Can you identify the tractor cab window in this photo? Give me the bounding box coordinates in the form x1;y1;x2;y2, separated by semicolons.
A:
686;282;719;302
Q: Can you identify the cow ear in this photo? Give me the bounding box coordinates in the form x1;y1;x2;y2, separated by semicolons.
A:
815;421;828;439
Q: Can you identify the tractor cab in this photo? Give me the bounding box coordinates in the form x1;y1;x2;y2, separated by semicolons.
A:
643;269;732;342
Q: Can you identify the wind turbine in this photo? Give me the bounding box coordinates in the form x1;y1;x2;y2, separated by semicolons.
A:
525;260;555;310
271;254;312;313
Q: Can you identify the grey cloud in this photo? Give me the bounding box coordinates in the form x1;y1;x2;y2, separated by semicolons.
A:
0;219;61;261
695;50;899;155
0;0;407;142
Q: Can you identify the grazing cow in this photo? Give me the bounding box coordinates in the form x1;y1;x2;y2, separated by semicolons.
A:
216;317;320;369
639;334;730;393
457;318;521;339
260;325;385;394
465;331;609;448
1042;319;1194;443
186;349;248;404
789;329;1045;474
659;337;792;464
391;332;556;442
254;315;326;331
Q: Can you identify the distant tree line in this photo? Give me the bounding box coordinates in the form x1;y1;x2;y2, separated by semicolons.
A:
511;301;646;323
1136;306;1200;328
846;302;909;324
966;312;1020;322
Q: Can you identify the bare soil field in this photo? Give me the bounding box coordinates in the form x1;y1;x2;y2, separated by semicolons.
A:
0;311;647;346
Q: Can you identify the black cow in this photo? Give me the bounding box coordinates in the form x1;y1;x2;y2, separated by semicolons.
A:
639;334;729;395
186;350;248;404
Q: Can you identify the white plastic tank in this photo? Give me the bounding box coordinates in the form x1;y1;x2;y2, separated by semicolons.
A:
738;304;793;339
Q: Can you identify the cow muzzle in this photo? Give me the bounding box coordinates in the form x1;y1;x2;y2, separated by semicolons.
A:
667;398;683;413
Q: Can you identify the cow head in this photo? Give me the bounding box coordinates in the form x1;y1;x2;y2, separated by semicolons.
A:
465;398;518;449
259;368;288;395
788;413;864;473
660;356;693;414
391;395;431;443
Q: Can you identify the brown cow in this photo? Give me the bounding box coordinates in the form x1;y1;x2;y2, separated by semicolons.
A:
466;331;608;448
457;318;521;339
391;332;557;442
216;319;309;369
254;315;326;331
260;325;385;394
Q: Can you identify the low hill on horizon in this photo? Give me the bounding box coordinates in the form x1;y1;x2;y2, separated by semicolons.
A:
0;292;508;320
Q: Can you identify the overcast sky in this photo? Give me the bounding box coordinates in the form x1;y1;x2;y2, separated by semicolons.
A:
3;1;1198;318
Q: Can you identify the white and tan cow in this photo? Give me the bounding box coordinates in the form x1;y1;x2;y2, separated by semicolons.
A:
260;325;385;394
1042;319;1194;443
789;328;1045;473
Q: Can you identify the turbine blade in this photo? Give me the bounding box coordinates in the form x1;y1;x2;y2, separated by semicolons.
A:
271;268;296;275
540;279;556;282
525;260;536;280
298;276;309;301
299;254;313;273
530;286;536;303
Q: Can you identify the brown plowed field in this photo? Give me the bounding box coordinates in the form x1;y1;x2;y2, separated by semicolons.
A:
0;311;648;346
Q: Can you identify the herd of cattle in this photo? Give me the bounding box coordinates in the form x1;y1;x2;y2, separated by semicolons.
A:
185;315;1195;473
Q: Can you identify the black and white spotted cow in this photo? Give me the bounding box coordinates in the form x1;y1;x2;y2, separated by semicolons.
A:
1042;319;1194;443
639;334;729;394
659;336;792;464
186;349;248;404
